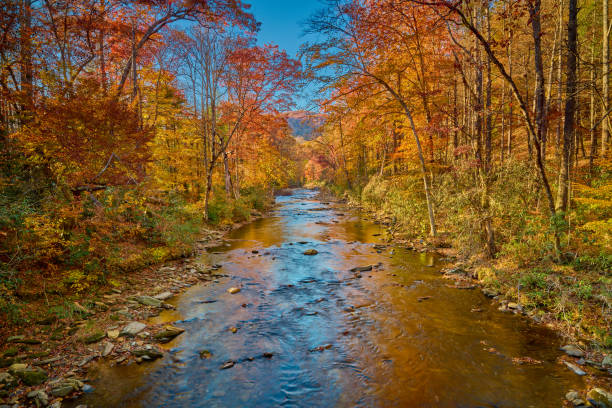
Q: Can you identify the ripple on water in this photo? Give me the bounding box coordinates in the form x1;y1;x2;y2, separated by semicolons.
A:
70;189;583;408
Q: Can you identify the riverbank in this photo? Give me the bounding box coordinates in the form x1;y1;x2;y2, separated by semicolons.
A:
315;187;611;405
0;206;271;407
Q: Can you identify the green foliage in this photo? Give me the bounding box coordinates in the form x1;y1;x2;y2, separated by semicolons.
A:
360;175;430;236
519;271;549;290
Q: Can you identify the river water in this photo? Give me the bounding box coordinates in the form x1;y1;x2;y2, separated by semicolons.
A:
76;189;582;407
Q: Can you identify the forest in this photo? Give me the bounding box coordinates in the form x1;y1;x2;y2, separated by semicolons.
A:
0;0;611;407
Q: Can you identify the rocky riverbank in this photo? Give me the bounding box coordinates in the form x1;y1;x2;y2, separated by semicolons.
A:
0;212;267;408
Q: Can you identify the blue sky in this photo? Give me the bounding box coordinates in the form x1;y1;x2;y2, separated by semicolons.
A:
248;0;323;110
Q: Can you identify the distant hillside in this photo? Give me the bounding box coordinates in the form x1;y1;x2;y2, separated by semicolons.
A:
285;111;325;141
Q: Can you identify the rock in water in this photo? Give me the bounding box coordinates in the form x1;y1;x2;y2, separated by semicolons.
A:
303;249;318;255
228;287;241;294
560;345;585;358
587;388;612;408
350;265;372;272
120;322;147;337
563;361;586;376
154;325;185;342
220;361;235;369
132;346;163;360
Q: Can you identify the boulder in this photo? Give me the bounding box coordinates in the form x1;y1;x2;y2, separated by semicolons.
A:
135;296;163;308
26;389;48;407
154;292;174;301
102;342;114;357
82;331;105;344
0;372;17;388
120;322;147;337
587;388;612;408
132;346;163;360
350;265;372;272
12;366;48;386
563;361;586;376
50;378;83;398
560;345;585;358
154;325;185;342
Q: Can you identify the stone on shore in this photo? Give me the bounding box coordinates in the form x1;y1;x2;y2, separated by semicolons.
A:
120;322;147;337
132;346;163;360
563;361;586;376
26;389;48;407
154;291;174;301
560;345;585;358
154;325;185;342
134;296;163;308
587;388;612;408
11;366;48;386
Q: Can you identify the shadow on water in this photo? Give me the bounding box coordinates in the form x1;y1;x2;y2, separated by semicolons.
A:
73;189;582;407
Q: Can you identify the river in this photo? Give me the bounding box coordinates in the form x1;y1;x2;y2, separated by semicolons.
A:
74;189;582;407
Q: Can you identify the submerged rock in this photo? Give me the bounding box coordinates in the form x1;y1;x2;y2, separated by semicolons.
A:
303;249;318;255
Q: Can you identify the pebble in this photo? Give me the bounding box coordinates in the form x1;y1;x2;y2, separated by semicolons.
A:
228;287;241;294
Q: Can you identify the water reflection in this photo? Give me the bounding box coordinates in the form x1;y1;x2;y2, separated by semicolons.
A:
75;189;581;407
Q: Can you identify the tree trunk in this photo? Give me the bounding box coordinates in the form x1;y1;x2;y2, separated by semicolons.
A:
603;0;610;156
19;0;33;119
556;0;578;212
